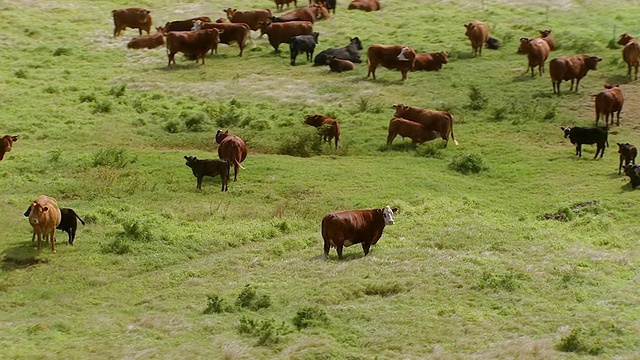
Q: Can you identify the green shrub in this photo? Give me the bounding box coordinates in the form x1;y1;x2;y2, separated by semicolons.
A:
43;86;59;94
109;84;126;98
79;93;96;103
14;69;28;79
53;47;71;56
121;218;156;242
163;120;181;133
101;238;131;255
468;85;488;110
92;148;137;168
415;143;444;158
557;327;604;355
237;316;291;346
181;111;208;132
449;153;488;174
292;306;329;330
476;271;520;292
363;282;405;297
278;129;323;157
235;284;271;311
215;99;250;127
203;294;233;314
91;99;112;114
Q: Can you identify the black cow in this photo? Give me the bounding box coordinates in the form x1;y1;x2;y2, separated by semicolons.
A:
321;0;336;13
618;143;637;174
290;32;319;65
486;36;501;49
561;126;608;158
23;207;85;245
623;164;640;188
184;155;230;191
313;37;363;66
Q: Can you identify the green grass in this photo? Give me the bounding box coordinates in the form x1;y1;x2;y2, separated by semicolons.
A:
1;0;640;358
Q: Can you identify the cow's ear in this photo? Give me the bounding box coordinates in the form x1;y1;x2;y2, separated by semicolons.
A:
560;127;565;130
464;24;469;29
43;206;49;212
391;207;398;213
392;104;398;109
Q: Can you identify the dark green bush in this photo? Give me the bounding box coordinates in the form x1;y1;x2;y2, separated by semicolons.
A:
101;238;131;255
235;284;271;311
91;99;112;114
92;148;137;168
163;120;181;134
53;47;71;56
449;153;488;174
14;69;28;79
468;85;488;110
109;84;126;98
292;306;329;330
79;93;96;103
278;129;323;157
181;111;208;132
415;143;444;158
557;327;604;355
203;294;233;314
237;316;291;346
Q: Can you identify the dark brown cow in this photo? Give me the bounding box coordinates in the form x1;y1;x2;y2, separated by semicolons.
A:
392;104;458;146
165;28;222;66
539;29;556;51
618;143;637;175
618;33;640;80
595;84;624;126
464;20;489;56
549;55;602;94
112;8;152;37
127;27;165;49
367;45;416;81
322;206;397;259
0;135;18;162
304;114;341;148
225;8;272;32
28;195;62;252
310;0;336;14
275;0;298;11
215;130;248;182
272;4;330;23
327;55;355;72
259;20;313;52
192;20;251;56
412;51;448;71
347;0;381;12
519;37;550;77
163;17;212;32
387;118;438;145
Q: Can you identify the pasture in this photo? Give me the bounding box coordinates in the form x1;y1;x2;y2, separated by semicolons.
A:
1;0;639;358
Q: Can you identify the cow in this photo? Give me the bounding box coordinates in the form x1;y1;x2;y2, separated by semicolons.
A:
0;135;18;162
192;20;251;56
28;195;62;252
322;206;397;259
224;8;273;32
272;4;330;23
314;37;363;66
290;32;319;65
412;51;448;71
215;130;248;182
184;155;230;191
25;207;85;245
617;143;637;175
164;17;212;32
519;37;551;77
275;0;298;11
549;55;601;94
486;36;501;50
112;8;152;37
539;29;556;51
387;117;439;145
165;28;222;66
367;45;416;81
618;33;640;80
560;126;608;158
310;0;336;14
259;20;313;52
595;84;624;126
304;114;341;148
464;20;489;56
127;27;165;49
623;164;640;188
347;0;381;12
392;104;458;146
327;55;355;72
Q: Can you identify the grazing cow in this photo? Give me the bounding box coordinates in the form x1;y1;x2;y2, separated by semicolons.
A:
304;114;341;148
224;8;273;32
184;155;230;191
25;207;86;246
215;130;248;182
314;37;363;66
618;143;637;175
549;55;601;94
127;27;165;49
28;195;62;252
0;135;18;162
618;33;640;80
290;32;319;65
486;36;501;50
112;8;152;37
192;20;251;56
164;17;212;32
275;0;298;11
165;28;222;66
519;37;551;77
595;84;624;126
310;0;336;14
272;4;330;23
560;126;608;158
464;20;489;56
322;206;397;259
412;51;448;71
387;117;439;145
392;104;458;146
623;164;640;188
367;45;416;81
347;0;381;12
259;20;313;52
327;55;355;72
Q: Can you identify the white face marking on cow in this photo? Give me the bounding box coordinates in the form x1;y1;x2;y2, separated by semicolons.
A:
397;47;411;61
383;206;395;225
191;20;202;31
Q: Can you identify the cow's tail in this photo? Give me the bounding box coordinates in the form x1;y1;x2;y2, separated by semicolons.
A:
448;113;459;145
234;158;246;170
74;210;86;226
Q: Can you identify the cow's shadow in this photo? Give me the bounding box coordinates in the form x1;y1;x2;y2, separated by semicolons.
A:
319;251;366;262
1;242;49;271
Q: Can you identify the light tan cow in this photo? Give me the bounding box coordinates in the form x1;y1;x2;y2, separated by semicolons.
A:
28;195;62;252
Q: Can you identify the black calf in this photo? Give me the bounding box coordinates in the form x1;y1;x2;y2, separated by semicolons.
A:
23;207;85;245
561;126;608;158
184;155;230;191
623;164;640;188
313;37;363;66
290;32;319;65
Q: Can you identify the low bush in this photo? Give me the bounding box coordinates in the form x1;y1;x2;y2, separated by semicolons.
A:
449;153;488;174
292;306;329;330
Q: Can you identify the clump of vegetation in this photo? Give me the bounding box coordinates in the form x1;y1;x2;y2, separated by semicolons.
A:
79;93;96;103
415;142;444;158
180;110;208;132
120;218;157;242
476;271;521;292
101;238;131;255
292;306;329;330
363;282;406;297
14;69;28;79
278;129;323;157
109;84;126;98
449;153;488;174
92;148;137;168
237;315;291;346
235;284;271;311
163;120;181;133
91;99;112;114
203;294;234;314
216;98;250;127
557;327;604;355
53;47;71;56
468;85;488;110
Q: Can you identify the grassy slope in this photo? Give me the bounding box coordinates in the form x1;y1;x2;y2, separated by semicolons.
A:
1;0;639;358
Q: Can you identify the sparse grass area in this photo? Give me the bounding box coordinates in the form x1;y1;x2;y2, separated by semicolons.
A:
1;0;639;359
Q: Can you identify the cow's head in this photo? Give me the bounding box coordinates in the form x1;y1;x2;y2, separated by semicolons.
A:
436;51;449;64
350;37;363;50
464;23;475;36
138;9;150;23
560;126;572;138
539;29;552;38
224;8;236;20
397;47;414;61
392;104;410;117
28;202;49;225
380;206;397;225
311;32;320;44
184;155;197;168
618;33;634;46
586;56;602;70
216;18;227;23
604;83;620;89
2;135;17;152
215;130;229;144
618;143;636;156
191;20;203;31
258;20;271;36
304;114;324;127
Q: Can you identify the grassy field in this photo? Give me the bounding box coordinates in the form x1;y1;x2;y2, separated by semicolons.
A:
1;0;639;358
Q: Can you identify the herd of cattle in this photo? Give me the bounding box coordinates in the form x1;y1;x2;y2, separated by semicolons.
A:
3;1;640;259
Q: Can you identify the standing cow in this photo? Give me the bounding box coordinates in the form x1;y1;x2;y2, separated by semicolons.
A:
290;32;319;65
464;20;489;57
392;104;458;146
1;135;18;162
304;114;341;148
618;33;640;81
215;130;248;182
387;118;438;145
259;20;314;52
561;126;608;158
28;195;62;252
165;28;222;66
618;143;637;175
112;8;152;37
519;37;550;77
549;55;602;94
595;84;624;126
367;45;417;81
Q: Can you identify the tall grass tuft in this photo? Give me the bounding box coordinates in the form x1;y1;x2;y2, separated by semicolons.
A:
278;128;324;157
468;85;488;110
235;284;271;311
237;316;291;346
292;306;329;330
449;153;488;174
92;148;137;168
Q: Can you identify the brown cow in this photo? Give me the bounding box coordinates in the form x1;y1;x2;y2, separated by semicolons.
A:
28;195;62;253
392;104;458;146
165;28;222;66
163;17;212;32
595;84;624;126
539;29;556;51
192;20;251;56
272;4;330;23
327;55;355;72
127;27;165;49
347;0;381;12
549;55;602;94
322;206;397;259
412;51;448;71
464;20;489;56
275;0;298;11
112;8;152;37
618;33;640;80
259;20;313;52
215;130;248;182
304;114;341;148
387;118;439;145
225;8;273;32
617;143;637;175
367;45;416;81
0;135;18;162
519;37;551;77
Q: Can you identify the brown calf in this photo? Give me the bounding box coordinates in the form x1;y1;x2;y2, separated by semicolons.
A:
0;135;18;162
112;8;152;37
304;114;341;148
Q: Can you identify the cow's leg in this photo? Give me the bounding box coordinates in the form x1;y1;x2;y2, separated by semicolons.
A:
635;64;638;80
197;176;203;189
234;165;238;182
620;157;624;174
36;233;42;251
575;144;581;157
367;64;376;79
336;245;343;259
616;111;621;126
69;228;75;245
50;230;56;253
401;70;408;81
323;241;331;259
362;242;371;256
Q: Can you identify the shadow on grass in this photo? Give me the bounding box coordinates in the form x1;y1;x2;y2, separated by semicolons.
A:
604;75;631;85
1;242;49;271
378;142;416;152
